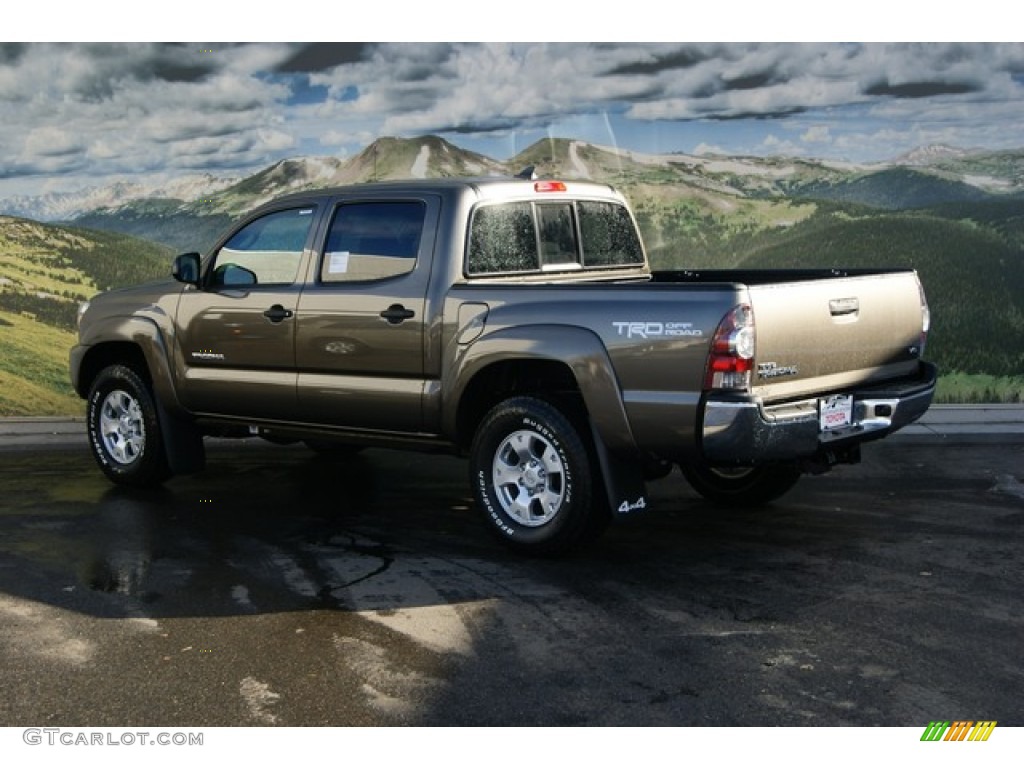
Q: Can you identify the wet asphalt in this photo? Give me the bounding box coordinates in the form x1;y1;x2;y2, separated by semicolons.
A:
0;428;1022;726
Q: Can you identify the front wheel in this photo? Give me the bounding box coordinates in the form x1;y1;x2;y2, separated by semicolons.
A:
680;462;801;507
86;364;170;487
469;397;597;555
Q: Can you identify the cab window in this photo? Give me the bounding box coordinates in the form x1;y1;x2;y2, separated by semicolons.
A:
467;200;642;275
467;202;538;274
577;201;644;267
320;201;425;283
210;207;315;287
537;204;578;268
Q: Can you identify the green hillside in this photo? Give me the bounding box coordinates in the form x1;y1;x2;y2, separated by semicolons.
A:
715;209;1024;384
74;203;234;255
629;183;817;267
923;198;1024;253
0;310;81;416
0;217;172;415
788;167;992;209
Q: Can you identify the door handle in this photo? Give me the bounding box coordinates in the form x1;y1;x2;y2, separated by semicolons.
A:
263;304;294;323
380;304;415;324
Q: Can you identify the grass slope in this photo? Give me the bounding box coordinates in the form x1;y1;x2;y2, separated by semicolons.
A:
0;311;81;416
0;216;171;330
0;218;172;415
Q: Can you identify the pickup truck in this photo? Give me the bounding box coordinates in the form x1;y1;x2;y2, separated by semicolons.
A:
70;177;937;554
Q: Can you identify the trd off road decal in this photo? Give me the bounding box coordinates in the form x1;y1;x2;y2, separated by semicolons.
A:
612;321;703;339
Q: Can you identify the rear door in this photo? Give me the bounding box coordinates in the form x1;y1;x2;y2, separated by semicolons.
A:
294;194;441;431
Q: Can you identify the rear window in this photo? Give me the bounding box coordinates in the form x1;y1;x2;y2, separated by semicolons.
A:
577;201;645;267
467;200;644;276
467;202;537;274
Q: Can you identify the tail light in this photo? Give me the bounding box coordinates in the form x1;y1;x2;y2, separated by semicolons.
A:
704;304;755;391
916;274;930;357
534;180;567;193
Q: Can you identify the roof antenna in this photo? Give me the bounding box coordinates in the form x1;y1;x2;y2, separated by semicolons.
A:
515;165;537;181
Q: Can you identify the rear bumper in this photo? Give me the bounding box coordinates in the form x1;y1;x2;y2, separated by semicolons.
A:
701;362;938;465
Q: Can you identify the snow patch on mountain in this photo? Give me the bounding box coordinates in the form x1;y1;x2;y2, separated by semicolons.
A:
411;145;431;178
893;144;970;166
962;174;1014;191
568;142;591;179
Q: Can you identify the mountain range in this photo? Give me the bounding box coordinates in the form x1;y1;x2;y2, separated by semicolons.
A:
0;135;1022;413
3;137;1022;250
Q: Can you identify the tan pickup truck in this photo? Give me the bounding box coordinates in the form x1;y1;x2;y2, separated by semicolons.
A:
70;177;936;554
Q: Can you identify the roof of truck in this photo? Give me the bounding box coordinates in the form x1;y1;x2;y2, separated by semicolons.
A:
266;176;624;204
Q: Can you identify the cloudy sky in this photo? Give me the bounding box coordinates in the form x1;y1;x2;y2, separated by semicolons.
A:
2;41;1023;197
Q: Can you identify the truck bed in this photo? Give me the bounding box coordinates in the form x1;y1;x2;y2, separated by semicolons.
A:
653;267;928;402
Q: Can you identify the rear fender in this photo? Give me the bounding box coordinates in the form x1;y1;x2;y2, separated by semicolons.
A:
446;324;638;457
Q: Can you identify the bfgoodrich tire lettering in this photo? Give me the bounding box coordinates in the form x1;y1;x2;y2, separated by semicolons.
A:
470;397;595;555
87;364;171;487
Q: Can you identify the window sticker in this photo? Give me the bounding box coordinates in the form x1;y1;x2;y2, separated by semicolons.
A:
299;208;314;216
327;252;350;273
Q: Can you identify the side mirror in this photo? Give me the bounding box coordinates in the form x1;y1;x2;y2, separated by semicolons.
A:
172;252;201;286
211;263;258;288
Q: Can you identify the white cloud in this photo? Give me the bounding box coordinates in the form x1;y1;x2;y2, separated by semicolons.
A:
1;42;1024;195
693;142;728;156
801;126;832;144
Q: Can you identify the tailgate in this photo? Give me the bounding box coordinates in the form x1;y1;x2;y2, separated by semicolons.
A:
748;270;927;403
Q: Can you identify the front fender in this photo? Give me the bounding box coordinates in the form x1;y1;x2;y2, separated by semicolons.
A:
71;314;184;417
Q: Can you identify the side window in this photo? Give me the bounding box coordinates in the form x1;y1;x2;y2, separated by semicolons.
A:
578;202;644;267
321;201;425;283
210;207;315;287
467;202;537;275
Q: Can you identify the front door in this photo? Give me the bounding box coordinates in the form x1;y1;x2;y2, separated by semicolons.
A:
175;204;319;421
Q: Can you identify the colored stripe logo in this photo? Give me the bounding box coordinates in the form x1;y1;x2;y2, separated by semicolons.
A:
921;721;997;741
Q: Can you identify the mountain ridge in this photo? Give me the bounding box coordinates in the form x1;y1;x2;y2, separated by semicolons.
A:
3;137;1023;227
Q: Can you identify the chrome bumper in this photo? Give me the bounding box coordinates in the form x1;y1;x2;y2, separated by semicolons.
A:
701;362;938;464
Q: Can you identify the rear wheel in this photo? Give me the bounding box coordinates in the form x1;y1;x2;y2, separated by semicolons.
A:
680;462;801;507
86;364;170;487
470;396;597;555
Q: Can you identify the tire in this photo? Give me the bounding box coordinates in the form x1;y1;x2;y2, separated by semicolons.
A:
470;396;597;555
680;462;802;507
86;364;171;487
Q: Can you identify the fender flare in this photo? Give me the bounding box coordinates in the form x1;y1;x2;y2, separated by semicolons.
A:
446;324;634;450
76;315;181;413
74;315;204;475
446;324;648;520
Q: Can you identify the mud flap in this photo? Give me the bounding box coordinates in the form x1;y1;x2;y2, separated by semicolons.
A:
589;423;649;522
156;399;206;475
